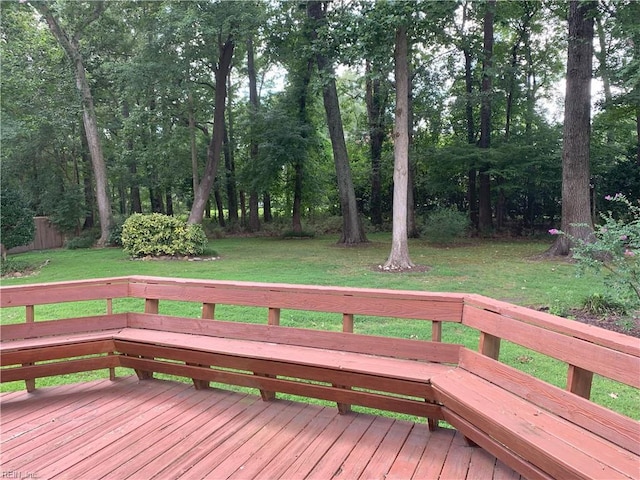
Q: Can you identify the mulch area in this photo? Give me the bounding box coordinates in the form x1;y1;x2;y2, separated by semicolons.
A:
569;309;640;338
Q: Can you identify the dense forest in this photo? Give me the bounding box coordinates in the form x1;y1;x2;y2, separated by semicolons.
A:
2;0;639;248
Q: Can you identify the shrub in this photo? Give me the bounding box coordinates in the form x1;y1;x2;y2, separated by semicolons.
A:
65;230;99;250
0;187;35;250
422;207;470;244
121;213;208;258
108;215;126;247
550;193;639;312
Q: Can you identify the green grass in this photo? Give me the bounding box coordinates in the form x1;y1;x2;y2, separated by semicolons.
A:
1;233;638;419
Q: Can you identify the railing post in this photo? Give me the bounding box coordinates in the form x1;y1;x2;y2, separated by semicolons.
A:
25;305;35;392
268;307;280;326
202;303;215;319
145;298;159;314
478;331;501;360
106;298;113;315
432;321;442;342
567;365;593;399
342;313;354;333
336;313;355;414
258;307;281;401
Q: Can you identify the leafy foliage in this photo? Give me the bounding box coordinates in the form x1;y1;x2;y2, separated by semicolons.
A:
551;193;640;311
422;207;470;244
0;188;35;250
121;213;208;258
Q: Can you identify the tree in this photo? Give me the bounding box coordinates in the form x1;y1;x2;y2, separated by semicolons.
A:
0;188;35;255
477;0;495;234
306;1;367;245
383;25;414;270
30;1;112;246
547;0;596;256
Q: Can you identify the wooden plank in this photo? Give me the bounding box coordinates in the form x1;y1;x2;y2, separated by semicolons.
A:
566;364;593;398
2;379;186;471
412;428;456;479
0;277;130;308
326;415;394;478
385;423;429;480
59;388;235;479
118;356;444;419
190;402;307;478
462;305;640;388
245;408;354;479
440;409;552;480
358;420;414;479
19;382;191;477
1;356;119;383
458;348;640;455
464;294;640;357
439;430;474;480
466;443;499;480
1;339;116;366
127;276;464;321
221;405;324;479
114;339;444;398
115;327;454;383
147;396;277;478
0;314;127;342
126;314;461;364
433;369;638;479
131;392;267;478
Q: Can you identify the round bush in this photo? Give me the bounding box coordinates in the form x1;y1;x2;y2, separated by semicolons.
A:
121;213;208;257
422;207;470;244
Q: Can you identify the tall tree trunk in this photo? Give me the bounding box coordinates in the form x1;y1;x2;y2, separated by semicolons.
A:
547;0;596;256
188;36;234;224
188;93;199;195
307;1;367;245
463;47;478;230
365;62;386;227
383;26;414;270
478;0;495;234
247;35;261;232
80;122;95;229
34;2;111;245
223;119;238;225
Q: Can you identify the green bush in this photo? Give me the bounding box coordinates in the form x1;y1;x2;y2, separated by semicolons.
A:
65;230;99;250
0;187;35;250
422;207;470;244
121;213;208;258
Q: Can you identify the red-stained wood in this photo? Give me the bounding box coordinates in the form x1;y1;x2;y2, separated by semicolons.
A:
0;378;524;480
1;339;116;366
433;369;639;480
0;314;127;342
566;364;593;398
458;348;640;455
463;305;640;388
464;293;640;356
0;277;130;308
127;275;464;321
126;314;461;364
1;356;119;383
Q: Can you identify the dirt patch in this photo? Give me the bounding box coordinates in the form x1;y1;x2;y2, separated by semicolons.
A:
131;255;220;262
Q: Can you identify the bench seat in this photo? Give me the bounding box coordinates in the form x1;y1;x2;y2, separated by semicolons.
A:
432;368;640;480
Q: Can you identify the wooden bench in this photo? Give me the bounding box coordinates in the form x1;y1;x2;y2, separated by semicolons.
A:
1;276;638;480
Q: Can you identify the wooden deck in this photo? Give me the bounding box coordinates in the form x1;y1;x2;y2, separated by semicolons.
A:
1;376;524;480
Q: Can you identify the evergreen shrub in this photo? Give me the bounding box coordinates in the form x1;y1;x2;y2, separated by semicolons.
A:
121;213;208;257
422;207;470;244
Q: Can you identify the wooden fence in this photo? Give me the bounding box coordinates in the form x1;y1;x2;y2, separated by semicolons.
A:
8;217;64;254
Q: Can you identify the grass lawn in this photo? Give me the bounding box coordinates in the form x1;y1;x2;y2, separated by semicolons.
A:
1;233;638;419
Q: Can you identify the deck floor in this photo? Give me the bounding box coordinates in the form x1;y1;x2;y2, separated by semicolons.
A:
1;376;524;479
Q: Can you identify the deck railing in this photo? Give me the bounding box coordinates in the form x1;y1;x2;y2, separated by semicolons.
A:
1;275;638;403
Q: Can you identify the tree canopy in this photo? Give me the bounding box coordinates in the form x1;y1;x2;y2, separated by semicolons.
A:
2;0;638;247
